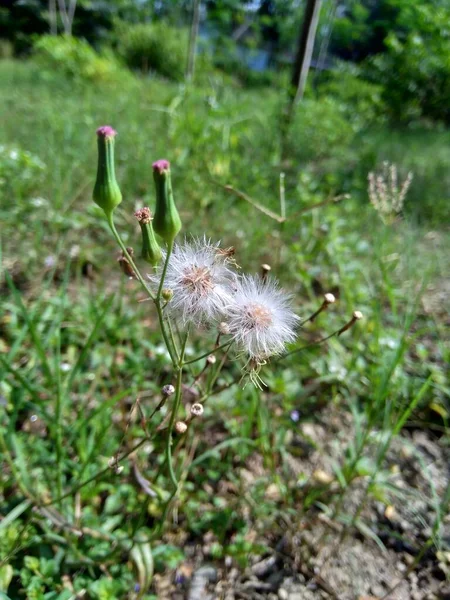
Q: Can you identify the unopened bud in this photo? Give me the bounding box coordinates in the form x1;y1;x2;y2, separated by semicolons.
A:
162;288;174;302
190;403;204;417
162;384;175;397
93;126;122;218
219;322;230;335
134;207;162;266
152;160;181;245
324;293;336;304
353;310;363;320
175;421;187;434
207;354;217;365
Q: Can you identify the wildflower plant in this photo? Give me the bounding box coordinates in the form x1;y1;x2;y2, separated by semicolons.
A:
93;125;364;557
368;161;413;224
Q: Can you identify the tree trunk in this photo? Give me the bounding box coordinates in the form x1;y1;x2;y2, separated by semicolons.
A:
280;0;322;162
186;0;201;82
290;0;322;107
56;0;77;35
49;0;57;34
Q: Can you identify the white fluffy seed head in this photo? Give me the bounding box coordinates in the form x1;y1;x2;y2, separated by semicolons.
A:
150;238;237;326
226;275;299;360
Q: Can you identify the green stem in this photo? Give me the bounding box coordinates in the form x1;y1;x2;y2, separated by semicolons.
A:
107;214;178;366
107;214;155;300
54;330;63;508
183;340;232;366
155;302;178;366
165;331;189;489
166;317;180;362
44;436;150;507
156;240;173;301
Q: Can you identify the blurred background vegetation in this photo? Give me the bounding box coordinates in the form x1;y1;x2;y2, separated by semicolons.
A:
0;1;449;599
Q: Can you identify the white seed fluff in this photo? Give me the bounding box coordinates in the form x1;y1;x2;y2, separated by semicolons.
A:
226;275;299;360
151;238;236;326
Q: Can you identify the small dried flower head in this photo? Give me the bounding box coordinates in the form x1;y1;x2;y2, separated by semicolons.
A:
338;310;364;336
226;275;299;360
261;263;271;281
324;293;336;304
190;403;204;417
162;384;175;397
207;354;217;365
368;162;413;224
108;456;124;474
175;421;187;434
150;238;236;326
134;207;153;224
219;322;231;335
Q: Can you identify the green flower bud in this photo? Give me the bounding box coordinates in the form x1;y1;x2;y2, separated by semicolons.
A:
93;126;122;217
134;207;162;266
162;288;174;302
152;160;181;245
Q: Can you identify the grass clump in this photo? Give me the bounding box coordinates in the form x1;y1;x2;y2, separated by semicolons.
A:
114;21;188;80
33;34;129;84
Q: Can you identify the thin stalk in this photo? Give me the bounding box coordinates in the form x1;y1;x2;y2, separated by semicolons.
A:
200;343;232;402
155;301;178;366
54;329;63;508
106;214;154;300
107;215;178;365
165;332;189;490
43;436;150;507
156;241;173;300
166;316;180;363
183;340;232;365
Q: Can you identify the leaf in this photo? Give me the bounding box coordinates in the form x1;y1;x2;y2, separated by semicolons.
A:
130;538;153;596
354;519;387;553
0;565;13;593
0;499;31;533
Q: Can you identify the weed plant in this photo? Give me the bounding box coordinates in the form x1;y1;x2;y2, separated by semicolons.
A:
0;59;449;598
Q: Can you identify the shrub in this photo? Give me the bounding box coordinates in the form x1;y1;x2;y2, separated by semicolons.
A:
33;34;128;84
365;4;450;124
115;22;187;81
0;39;14;59
316;65;386;128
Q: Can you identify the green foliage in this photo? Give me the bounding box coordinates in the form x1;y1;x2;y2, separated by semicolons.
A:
33;34;129;84
114;21;188;80
368;4;450;123
317;65;386;128
330;0;450;123
0;144;46;200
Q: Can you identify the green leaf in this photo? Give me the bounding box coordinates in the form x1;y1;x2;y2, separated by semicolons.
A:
0;565;13;593
0;499;31;533
130;538;153;596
